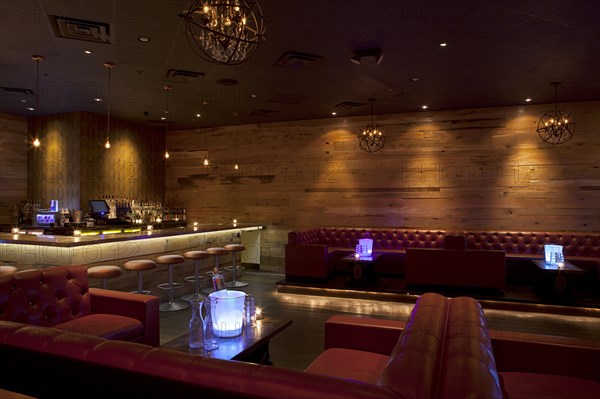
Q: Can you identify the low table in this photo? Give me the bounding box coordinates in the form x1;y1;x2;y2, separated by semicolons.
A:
341;253;382;287
161;318;292;365
531;259;585;295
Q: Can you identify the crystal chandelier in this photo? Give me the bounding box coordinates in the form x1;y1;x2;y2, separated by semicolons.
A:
536;82;574;145
359;98;385;152
181;0;266;65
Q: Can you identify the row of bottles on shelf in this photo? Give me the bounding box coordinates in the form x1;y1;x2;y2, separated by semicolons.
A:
14;199;44;225
99;195;186;223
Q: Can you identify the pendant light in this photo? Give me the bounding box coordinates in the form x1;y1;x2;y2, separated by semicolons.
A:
32;54;45;147
359;98;385;152
164;85;171;159
536;82;574;145
103;62;115;149
234;127;239;171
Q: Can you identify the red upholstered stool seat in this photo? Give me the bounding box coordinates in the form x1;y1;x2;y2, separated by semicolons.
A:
123;259;157;295
0;266;18;276
224;244;248;288
155;254;188;312
87;265;122;289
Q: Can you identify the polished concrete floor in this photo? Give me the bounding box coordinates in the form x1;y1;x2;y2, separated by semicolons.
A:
158;269;600;371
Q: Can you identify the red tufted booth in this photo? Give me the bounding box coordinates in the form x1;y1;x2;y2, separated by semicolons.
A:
0;265;159;346
285;227;600;285
1;292;598;398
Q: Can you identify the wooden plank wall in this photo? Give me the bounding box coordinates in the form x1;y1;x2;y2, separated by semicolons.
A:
166;101;600;272
27;111;165;214
0;113;27;224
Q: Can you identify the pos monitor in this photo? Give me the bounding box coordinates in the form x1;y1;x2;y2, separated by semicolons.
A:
89;199;110;218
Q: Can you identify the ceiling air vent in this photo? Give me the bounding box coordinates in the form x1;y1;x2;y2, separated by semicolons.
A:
249;109;279;117
0;86;34;96
268;93;310;104
48;15;111;43
166;69;205;83
147;120;174;127
334;101;364;110
274;51;323;69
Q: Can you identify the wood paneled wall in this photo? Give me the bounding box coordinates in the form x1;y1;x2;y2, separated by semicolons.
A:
166;102;600;271
27;111;165;214
0;113;27;224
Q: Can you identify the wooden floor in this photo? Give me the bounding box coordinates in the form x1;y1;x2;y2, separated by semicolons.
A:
159;269;600;371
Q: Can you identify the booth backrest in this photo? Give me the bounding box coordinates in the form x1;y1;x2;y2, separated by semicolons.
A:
378;293;502;399
289;227;600;258
464;231;600;257
0;266;91;326
288;228;446;250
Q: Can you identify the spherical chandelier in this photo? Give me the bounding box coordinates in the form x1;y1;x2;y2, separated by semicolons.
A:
536;82;574;145
359;98;385;152
181;0;266;65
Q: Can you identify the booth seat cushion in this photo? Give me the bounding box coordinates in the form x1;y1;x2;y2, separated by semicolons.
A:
500;372;600;399
305;348;389;384
53;313;144;342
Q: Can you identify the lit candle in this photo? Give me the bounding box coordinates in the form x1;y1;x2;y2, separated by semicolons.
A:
73;229;81;237
11;227;20;234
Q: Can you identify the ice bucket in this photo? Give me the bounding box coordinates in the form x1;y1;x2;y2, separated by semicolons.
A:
209;290;246;337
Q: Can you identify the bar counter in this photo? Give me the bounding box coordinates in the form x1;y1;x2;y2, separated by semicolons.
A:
0;224;263;267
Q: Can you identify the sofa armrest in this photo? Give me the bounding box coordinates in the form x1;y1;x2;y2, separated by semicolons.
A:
285;243;330;279
324;315;404;355
89;288;159;346
491;335;600;383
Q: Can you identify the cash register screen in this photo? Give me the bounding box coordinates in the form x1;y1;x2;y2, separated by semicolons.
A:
89;200;110;217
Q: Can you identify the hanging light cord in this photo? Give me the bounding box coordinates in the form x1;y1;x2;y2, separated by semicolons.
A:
107;65;111;139
35;58;40;115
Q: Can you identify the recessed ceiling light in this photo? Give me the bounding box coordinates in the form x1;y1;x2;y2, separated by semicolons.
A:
410;77;420;82
421;105;428;110
525;98;532;102
93;97;103;102
196;113;201;118
84;50;92;54
20;99;27;103
26;107;35;111
440;42;447;47
137;36;151;43
250;93;257;98
331;112;337;116
161;116;166;120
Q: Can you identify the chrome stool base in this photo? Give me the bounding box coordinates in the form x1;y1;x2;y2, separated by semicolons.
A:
159;299;189;312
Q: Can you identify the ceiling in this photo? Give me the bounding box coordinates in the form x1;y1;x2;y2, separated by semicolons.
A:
1;0;599;130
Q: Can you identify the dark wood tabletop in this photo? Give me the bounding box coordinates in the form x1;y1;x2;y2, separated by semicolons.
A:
161;318;292;364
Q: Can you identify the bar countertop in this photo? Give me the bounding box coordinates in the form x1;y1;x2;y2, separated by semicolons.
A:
0;224;262;248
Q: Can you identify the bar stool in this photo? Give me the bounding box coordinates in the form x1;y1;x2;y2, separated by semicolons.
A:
182;250;210;301
123;259;157;295
155;254;188;312
225;244;248;288
0;265;18;276
202;247;229;294
87;265;122;289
